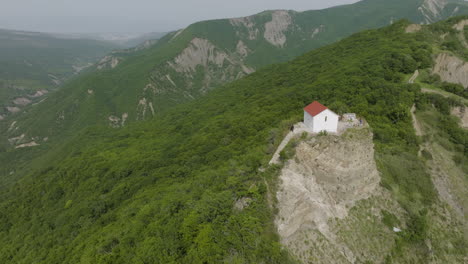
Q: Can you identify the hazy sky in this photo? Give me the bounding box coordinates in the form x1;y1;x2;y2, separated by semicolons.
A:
0;0;360;33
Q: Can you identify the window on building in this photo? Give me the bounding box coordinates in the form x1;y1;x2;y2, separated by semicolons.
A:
325;116;328;122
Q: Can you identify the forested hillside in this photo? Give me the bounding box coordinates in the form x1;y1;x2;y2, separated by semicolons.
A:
3;0;468;153
0;17;466;263
0;29;118;120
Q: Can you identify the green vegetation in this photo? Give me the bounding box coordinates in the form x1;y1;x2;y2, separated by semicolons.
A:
419;71;468;99
2;19;464;263
4;0;468;153
0;29;118;117
417;92;468;166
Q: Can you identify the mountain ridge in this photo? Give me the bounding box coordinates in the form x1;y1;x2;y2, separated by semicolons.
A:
4;0;468;149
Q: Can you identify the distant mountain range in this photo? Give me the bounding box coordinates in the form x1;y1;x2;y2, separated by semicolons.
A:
3;0;468;147
0;29;119;120
0;29;168;123
51;32;168;47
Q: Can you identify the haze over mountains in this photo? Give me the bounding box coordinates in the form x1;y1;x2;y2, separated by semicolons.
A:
0;0;467;263
3;0;468;144
0;1;361;34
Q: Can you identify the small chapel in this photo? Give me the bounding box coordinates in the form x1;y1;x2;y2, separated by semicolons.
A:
303;101;339;133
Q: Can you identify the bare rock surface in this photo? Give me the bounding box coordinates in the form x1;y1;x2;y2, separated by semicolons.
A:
13;97;32;106
8;134;25;145
236;40;249;57
234;197;253;211
452;19;468;31
169;38;230;73
157;37;254;96
136;98;155;120
433;53;468;88
419;0;448;23
264;10;292;48
30;89;48;98
108;113;129;128
230;16;259;40
311;25;324;38
405;24;422;33
7;106;21;113
451;106;468;128
275;128;403;263
15;141;39;149
97;56;120;70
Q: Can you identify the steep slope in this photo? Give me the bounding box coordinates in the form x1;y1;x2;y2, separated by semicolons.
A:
4;0;468;150
275;128;398;263
1;18;467;263
0;29;119;120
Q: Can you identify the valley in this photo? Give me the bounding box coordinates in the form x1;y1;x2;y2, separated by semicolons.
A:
0;29;120;119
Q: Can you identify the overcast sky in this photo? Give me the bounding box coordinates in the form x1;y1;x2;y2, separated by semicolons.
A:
0;0;360;34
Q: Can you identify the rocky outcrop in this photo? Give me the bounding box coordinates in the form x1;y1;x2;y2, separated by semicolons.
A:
264;11;292;48
418;0;448;24
311;25;324;39
6;106;21;113
405;24;422;33
275;128;402;263
452;19;468;31
30;89;48;98
15;141;39;149
236;40;249;58
13;97;32;106
97;56;120;70
432;53;468;88
230;16;259;40
169;38;231;73
451;106;468;128
108;113;129;128
159;37;254;95
8;134;25;145
136;97;156;121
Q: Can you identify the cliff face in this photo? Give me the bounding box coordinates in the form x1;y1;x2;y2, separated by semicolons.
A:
275;128;405;263
433;53;468;88
419;0;449;24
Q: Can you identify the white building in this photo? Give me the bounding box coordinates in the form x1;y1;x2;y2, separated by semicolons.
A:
304;101;339;133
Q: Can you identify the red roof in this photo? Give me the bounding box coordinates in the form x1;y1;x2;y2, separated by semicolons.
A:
304;101;328;117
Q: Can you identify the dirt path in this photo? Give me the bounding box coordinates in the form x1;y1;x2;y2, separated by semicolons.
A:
411;104;424;136
409;71;424;137
269;122;308;165
408;69;419;84
422;87;449;97
421;87;468;105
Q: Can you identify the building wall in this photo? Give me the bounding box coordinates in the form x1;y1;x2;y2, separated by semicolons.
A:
304;110;314;130
304;109;338;133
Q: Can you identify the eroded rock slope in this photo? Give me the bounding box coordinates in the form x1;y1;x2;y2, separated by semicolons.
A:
275;128;405;263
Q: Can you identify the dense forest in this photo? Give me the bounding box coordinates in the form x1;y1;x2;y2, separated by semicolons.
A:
0;18;467;263
0;29;118;117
